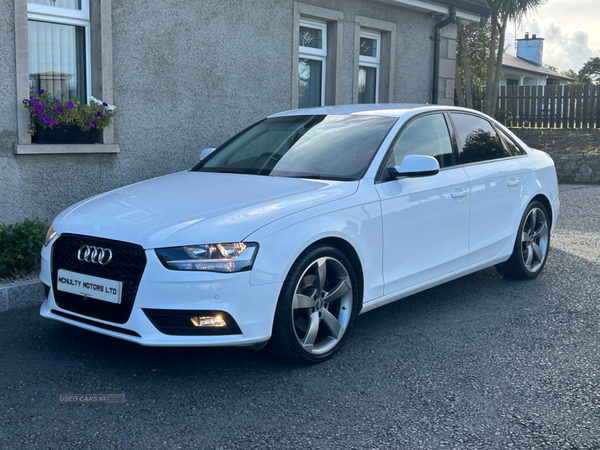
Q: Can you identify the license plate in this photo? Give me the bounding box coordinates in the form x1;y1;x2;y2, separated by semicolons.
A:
57;269;123;304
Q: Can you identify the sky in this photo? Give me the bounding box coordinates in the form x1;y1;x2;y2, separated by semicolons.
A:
504;0;600;73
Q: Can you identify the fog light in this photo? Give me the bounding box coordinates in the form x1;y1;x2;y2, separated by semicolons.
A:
190;315;227;328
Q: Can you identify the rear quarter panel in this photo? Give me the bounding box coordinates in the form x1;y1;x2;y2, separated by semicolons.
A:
516;149;560;233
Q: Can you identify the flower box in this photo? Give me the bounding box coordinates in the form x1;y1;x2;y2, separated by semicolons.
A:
32;124;101;144
23;91;116;144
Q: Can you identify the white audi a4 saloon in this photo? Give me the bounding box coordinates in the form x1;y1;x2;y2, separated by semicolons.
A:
40;104;560;363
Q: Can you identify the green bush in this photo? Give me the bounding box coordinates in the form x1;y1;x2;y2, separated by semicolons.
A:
0;219;48;279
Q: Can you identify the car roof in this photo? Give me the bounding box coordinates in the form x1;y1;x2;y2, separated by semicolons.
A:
270;103;442;118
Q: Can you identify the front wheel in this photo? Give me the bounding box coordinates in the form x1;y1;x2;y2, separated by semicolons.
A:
268;245;359;364
496;201;550;280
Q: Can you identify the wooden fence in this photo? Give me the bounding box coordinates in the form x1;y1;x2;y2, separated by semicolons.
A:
498;84;599;129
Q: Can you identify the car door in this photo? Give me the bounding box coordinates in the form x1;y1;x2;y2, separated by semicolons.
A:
448;112;526;266
375;113;471;295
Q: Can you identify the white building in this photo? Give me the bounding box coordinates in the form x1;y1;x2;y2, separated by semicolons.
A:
500;33;573;87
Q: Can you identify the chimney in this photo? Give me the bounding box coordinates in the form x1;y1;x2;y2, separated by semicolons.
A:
517;34;544;65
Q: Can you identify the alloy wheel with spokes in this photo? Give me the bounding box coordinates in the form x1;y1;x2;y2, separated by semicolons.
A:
292;256;353;356
269;245;358;363
520;207;549;273
497;201;551;280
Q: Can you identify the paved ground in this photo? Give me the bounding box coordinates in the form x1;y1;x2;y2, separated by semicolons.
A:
1;184;599;449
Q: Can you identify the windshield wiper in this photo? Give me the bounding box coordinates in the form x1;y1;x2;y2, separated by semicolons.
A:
283;174;354;181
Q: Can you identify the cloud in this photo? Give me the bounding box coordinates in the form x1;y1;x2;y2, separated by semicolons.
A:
506;17;600;72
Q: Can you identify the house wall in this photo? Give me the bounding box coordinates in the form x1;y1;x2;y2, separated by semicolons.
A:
437;29;458;106
1;0;450;225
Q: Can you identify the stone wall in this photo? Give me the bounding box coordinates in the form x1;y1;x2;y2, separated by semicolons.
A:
551;155;600;183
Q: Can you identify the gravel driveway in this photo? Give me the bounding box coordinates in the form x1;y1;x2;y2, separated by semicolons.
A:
1;184;599;449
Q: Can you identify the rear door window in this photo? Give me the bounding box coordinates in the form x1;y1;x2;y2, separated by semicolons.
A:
450;113;510;164
496;128;525;156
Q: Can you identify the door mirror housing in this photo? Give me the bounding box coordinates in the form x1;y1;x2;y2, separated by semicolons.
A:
199;147;216;161
386;155;440;179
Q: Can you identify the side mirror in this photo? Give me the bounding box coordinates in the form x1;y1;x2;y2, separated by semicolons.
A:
199;147;216;161
386;155;440;179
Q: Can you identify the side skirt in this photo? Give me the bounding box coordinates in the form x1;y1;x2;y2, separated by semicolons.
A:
359;254;510;315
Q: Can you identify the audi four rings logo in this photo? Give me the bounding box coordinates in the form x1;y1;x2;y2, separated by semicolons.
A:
77;245;113;265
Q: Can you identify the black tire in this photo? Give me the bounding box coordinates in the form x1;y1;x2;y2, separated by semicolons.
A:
496;200;551;280
267;245;359;364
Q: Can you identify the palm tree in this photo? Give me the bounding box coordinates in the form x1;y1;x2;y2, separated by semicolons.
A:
482;0;546;117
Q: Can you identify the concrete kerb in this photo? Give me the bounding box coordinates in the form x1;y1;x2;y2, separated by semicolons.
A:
0;278;45;312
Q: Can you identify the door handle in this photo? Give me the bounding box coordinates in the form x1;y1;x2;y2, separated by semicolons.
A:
451;188;468;198
507;178;520;187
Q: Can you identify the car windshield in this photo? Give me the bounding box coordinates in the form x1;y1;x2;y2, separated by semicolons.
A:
192;114;397;181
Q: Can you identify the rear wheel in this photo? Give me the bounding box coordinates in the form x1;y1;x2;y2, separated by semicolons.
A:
268;245;359;364
496;201;550;280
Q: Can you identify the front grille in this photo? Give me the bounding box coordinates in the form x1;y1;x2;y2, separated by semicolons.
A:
51;234;147;324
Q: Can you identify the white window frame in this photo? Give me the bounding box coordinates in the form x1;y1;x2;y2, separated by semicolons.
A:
16;0;118;153
358;30;381;103
27;1;91;104
298;18;327;107
353;16;396;104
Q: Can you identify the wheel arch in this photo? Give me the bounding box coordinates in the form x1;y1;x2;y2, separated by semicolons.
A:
308;237;365;313
531;193;553;230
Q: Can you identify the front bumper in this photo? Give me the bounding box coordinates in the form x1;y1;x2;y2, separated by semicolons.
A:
40;243;282;347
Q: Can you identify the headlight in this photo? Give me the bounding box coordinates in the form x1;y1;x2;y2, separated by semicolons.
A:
155;242;259;273
44;225;57;247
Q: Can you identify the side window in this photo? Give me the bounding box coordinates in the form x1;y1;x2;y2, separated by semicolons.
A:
451;113;510;164
293;5;343;109
298;19;327;108
357;30;380;104
389;114;455;168
496;128;525;156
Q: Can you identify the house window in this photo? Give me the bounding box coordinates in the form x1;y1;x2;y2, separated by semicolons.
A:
298;19;327;108
353;17;396;104
16;0;117;151
358;31;381;104
27;0;91;102
292;4;343;109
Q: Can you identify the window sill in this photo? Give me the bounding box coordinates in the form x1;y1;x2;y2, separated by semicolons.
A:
15;143;120;155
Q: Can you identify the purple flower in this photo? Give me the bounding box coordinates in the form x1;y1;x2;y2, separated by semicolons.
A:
32;113;37;117
97;111;102;117
38;89;45;95
35;104;43;113
68;101;74;109
58;105;64;109
42;117;50;124
49;119;55;126
89;122;95;128
102;102;108;107
53;98;59;103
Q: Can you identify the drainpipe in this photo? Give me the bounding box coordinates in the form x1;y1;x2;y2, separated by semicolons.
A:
432;7;457;104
